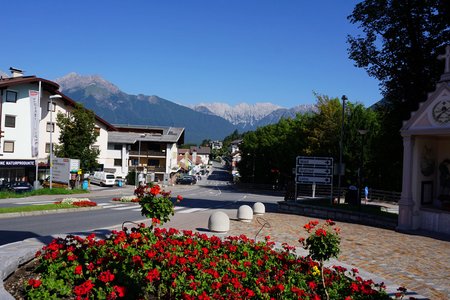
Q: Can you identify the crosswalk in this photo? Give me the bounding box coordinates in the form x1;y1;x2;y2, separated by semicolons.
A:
97;203;208;214
13;200;211;214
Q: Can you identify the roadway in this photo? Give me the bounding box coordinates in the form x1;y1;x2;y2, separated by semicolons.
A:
0;162;283;246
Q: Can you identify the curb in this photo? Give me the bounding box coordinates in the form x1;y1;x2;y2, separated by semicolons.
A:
0;206;103;219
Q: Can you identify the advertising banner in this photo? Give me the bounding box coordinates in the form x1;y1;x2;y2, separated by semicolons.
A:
29;90;40;157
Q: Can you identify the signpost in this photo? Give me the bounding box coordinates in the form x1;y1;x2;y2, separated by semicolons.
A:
295;156;333;200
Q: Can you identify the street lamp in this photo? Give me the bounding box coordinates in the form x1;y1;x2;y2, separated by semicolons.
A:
358;129;368;205
49;94;62;189
337;95;347;204
135;133;147;187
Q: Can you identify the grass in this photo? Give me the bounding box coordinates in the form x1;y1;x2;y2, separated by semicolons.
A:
0;188;88;199
297;197;398;219
0;203;84;214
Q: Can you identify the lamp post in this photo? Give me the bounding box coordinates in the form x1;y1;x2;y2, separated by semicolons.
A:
337;95;347;204
135;133;146;187
357;129;368;205
48;94;62;189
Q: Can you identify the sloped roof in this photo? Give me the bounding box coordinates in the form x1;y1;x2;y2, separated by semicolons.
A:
0;75;116;130
109;126;185;144
401;78;450;136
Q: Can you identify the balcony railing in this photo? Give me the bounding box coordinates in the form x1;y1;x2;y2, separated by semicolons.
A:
129;150;166;157
130;165;166;173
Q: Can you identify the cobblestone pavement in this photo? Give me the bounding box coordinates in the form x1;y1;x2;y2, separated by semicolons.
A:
224;212;450;300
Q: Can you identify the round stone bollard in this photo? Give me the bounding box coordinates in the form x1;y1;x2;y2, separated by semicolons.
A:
208;211;230;233
253;202;265;215
237;205;253;223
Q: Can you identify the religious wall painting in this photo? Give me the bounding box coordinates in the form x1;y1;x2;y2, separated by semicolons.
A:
420;145;435;176
438;158;450;202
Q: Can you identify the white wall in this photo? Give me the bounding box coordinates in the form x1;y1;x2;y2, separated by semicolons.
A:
1;84;35;158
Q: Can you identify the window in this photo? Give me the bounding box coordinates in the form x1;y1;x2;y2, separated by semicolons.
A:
92;145;99;152
4;115;16;128
114;144;122;150
148;159;159;166
46;122;55;132
47;101;56;112
3;141;14;153
114;159;122;166
94;127;101;135
45;143;55;153
6;91;17;102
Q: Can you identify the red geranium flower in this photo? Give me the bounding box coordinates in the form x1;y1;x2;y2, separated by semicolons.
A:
74;265;83;275
113;285;126;297
177;195;183;202
98;270;115;283
146;268;160;282
28;278;42;288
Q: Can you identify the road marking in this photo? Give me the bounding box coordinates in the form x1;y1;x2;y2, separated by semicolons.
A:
112;205;139;210
16;200;56;205
178;207;208;214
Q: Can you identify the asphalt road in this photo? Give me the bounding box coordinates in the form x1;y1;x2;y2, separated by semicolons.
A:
0;163;282;246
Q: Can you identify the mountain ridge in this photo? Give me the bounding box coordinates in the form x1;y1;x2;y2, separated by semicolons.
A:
0;69;315;143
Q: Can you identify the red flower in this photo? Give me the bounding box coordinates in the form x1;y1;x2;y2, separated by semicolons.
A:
146;268;160;282
315;228;327;237
98;270;115;283
114;285;126;297
28;278;42;288
74;265;83;275
132;255;143;267
350;282;360;292
73;280;95;296
177;195;183;202
308;281;317;290
150;185;161;195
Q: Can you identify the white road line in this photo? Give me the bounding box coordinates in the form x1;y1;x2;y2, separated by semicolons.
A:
100;204;127;209
112;206;139;210
16;200;56;205
174;206;185;211
178;208;208;214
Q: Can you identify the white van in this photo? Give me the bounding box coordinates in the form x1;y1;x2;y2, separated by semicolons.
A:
89;172;115;186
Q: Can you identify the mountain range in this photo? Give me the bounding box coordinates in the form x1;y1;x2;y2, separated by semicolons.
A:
2;70;314;143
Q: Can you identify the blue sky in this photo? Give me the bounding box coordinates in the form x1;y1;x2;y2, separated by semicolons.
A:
1;1;381;108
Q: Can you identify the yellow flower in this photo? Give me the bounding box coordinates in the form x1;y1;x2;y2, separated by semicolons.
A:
312;265;321;276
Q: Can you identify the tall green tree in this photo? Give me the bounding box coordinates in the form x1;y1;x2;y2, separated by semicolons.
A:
347;0;450;190
54;103;100;171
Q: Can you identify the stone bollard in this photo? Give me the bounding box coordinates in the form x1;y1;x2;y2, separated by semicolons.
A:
208;211;230;233
237;205;253;223
253;202;265;215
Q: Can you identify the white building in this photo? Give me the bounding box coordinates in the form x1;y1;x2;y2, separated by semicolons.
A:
0;69;114;183
105;125;185;182
0;69;185;185
398;46;450;235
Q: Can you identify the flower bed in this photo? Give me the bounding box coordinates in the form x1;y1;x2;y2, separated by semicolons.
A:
54;198;97;207
112;196;140;202
24;224;390;299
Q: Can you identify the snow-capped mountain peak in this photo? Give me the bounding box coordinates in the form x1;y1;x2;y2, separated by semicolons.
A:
191;102;282;127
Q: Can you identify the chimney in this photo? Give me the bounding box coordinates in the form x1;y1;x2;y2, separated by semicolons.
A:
9;67;24;78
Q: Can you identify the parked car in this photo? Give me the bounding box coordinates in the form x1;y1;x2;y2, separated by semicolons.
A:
8;181;33;193
176;175;197;185
89;172;115;186
0;181;11;191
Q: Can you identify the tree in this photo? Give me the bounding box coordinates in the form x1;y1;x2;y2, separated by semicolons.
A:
54;103;100;172
347;0;450;190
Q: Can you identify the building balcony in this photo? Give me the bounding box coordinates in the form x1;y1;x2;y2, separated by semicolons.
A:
129;150;166;157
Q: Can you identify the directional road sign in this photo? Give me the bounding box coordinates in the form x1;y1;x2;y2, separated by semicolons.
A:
296;175;332;185
296;157;333;167
296;156;333;185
